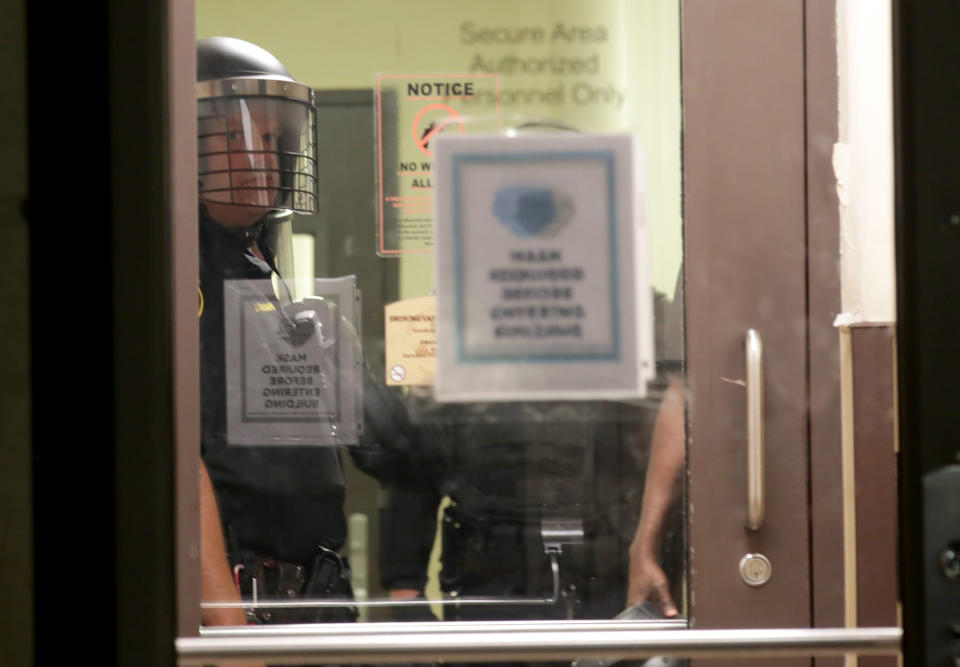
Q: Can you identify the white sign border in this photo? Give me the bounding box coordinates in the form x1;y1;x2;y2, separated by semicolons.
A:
433;133;655;403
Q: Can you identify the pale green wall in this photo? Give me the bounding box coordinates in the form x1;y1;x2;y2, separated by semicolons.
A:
197;0;682;300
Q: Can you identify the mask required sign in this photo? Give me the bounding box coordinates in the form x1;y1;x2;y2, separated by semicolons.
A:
223;276;362;446
432;132;655;402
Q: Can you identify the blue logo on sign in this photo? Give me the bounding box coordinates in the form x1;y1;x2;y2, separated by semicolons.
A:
493;186;566;237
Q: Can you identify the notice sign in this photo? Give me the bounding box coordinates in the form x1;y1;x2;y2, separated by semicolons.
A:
223;277;362;446
433;133;654;402
375;73;501;256
384;295;437;386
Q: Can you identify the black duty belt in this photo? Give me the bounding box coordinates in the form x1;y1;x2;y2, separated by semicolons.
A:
231;545;359;624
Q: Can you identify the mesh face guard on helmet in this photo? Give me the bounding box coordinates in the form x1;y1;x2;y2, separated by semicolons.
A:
197;78;319;215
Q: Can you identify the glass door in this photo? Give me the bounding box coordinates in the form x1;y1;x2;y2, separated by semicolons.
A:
174;0;902;663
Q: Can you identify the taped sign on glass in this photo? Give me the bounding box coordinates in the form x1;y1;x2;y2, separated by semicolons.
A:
433;132;655;401
223;276;362;445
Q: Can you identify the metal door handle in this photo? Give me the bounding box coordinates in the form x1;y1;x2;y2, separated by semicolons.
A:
745;329;765;531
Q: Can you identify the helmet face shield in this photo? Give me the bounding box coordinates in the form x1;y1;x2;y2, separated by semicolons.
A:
198;81;318;218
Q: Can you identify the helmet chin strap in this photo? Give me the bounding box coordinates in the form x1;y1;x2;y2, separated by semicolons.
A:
240;218;268;248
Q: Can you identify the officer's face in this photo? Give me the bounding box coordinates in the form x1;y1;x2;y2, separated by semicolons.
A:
200;106;282;228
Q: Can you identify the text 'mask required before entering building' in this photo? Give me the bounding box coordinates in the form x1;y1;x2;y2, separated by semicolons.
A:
432;132;655;402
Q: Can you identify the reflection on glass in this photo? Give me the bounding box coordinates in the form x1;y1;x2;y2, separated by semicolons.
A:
195;0;684;637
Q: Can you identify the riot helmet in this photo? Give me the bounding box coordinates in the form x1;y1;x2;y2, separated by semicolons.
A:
196;37;319;228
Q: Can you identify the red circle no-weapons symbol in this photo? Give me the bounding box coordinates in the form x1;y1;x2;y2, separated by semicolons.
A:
412;104;466;158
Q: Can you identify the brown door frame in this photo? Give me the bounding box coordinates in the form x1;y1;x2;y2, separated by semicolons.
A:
683;0;842;633
803;0;846;646
170;0;203;638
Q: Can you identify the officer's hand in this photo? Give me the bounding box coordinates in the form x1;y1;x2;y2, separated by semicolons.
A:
627;547;678;618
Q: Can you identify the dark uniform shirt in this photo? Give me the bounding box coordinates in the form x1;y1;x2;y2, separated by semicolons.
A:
379;398;660;621
378;271;686;621
198;212;347;565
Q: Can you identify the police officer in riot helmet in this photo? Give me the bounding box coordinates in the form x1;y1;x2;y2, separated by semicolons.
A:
197;36;423;630
196;35;358;626
196;36;316;266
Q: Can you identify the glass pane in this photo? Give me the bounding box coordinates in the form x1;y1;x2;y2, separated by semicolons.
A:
195;0;684;637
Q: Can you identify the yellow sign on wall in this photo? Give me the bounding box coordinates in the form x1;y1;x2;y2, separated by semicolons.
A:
384;295;437;386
